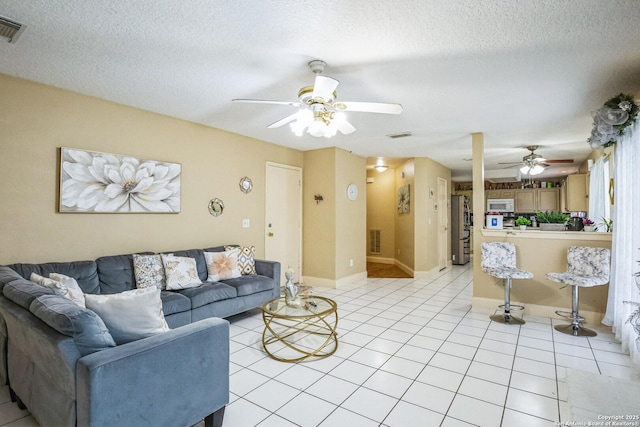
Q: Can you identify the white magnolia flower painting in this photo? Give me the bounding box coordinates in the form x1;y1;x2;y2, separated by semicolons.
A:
60;148;181;213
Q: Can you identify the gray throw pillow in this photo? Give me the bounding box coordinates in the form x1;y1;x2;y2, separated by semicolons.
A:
30;295;116;356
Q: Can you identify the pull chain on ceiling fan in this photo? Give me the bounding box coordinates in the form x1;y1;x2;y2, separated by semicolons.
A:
232;60;403;138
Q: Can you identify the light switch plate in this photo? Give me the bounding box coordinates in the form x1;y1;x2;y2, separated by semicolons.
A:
242;219;250;228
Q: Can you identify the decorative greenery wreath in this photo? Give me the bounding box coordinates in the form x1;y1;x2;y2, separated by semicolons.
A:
588;93;639;149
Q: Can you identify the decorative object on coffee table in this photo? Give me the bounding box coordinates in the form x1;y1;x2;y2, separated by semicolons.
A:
284;267;299;307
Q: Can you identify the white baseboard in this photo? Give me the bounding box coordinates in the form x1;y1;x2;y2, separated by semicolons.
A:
302;271;368;289
366;256;395;264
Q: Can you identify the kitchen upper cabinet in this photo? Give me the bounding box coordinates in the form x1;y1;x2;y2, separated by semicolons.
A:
566;174;588;212
538;187;559;211
515;189;536;212
515;188;559;212
486;189;515;199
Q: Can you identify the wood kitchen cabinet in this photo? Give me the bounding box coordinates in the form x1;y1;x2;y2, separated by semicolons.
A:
514;187;559;212
566;174;588;212
485;189;515;199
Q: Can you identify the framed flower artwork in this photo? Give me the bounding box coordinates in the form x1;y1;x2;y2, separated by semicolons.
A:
397;184;410;214
59;147;181;213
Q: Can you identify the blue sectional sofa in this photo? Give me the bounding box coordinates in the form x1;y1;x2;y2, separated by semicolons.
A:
0;245;281;427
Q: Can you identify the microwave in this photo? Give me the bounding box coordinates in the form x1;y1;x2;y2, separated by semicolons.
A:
487;198;514;212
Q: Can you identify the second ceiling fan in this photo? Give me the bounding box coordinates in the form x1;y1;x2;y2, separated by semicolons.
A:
232;60;403;138
499;146;573;175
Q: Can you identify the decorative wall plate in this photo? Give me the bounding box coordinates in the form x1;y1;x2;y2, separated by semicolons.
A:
239;177;253;194
208;198;224;216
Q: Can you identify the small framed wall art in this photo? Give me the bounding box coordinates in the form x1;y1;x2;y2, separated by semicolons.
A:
397;184;410;214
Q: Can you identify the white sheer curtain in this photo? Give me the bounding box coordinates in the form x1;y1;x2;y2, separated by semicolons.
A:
602;120;640;369
588;156;606;228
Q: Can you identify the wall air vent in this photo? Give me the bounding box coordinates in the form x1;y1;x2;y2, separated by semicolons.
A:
369;229;381;254
386;132;413;139
0;15;25;43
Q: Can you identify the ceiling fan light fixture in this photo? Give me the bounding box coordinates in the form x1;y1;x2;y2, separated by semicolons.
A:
520;164;545;176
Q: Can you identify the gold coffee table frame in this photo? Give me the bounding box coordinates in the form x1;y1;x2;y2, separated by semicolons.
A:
261;296;338;363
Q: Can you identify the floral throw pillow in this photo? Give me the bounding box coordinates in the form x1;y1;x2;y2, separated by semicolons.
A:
133;254;166;290
160;254;202;290
204;250;241;282
225;245;256;275
30;272;86;308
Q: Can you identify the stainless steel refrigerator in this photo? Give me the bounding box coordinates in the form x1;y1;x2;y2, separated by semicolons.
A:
451;195;470;265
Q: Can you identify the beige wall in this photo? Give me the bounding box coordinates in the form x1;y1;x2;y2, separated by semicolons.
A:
302;147;366;285
414;157;452;273
365;168;396;261
0;74;303;264
395;160;415;270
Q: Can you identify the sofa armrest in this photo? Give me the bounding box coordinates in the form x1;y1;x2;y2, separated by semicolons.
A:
255;259;281;284
76;318;229;427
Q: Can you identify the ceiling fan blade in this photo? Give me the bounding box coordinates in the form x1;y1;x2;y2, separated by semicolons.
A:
267;112;299;129
336;119;356;135
498;161;525;165
544;159;574;164
336;101;403;114
312;76;339;101
232;99;303;108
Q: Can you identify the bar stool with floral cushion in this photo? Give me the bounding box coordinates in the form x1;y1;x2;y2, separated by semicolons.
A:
546;246;611;336
481;242;534;325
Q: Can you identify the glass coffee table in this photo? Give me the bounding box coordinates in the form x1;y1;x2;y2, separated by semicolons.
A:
261;296;338;363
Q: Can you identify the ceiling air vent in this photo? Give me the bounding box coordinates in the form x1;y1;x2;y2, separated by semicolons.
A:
387;132;413;139
0;15;25;43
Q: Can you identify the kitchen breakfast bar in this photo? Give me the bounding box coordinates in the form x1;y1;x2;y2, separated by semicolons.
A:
472;228;613;324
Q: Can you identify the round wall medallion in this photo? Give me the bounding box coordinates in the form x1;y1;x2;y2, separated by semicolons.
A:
239;177;253;194
208;198;224;216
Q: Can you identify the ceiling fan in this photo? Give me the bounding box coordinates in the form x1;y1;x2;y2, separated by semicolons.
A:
232;60;403;138
499;146;573;176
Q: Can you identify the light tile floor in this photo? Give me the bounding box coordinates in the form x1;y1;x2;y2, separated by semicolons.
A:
2;262;638;426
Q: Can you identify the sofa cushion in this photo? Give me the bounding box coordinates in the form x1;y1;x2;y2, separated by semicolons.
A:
85;288;170;345
9;261;100;294
132;254;166;290
161;254;203;290
166;249;208;282
177;283;237;309
219;275;276;297
0;266;23;291
96;253;153;295
225;245;257;275
3;280;58;309
160;291;191;316
30;295;116;356
204;250;241;282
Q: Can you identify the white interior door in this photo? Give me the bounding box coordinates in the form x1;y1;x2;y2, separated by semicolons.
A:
265;162;302;285
437;177;448;271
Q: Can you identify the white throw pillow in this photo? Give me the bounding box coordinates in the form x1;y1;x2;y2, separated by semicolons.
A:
204;250;241;282
30;272;68;296
85;287;169;345
160;254;203;290
49;273;86;308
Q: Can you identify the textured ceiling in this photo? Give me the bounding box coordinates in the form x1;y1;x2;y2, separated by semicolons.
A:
1;0;639;181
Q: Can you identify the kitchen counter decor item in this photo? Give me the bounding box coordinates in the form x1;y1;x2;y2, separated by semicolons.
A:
536;211;569;231
515;216;531;230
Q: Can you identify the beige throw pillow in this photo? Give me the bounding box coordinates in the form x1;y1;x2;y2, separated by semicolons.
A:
225;245;256;275
204;250;241;282
160;254;203;290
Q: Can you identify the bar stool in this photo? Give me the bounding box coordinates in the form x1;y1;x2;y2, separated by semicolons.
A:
546;246;611;337
481;242;533;325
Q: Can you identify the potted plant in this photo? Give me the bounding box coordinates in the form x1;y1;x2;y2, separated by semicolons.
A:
583;218;595;232
600;217;613;232
515;216;531;230
536;211;570;231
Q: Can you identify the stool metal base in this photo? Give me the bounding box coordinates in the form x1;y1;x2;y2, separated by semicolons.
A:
490;313;525;325
554;323;597;337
